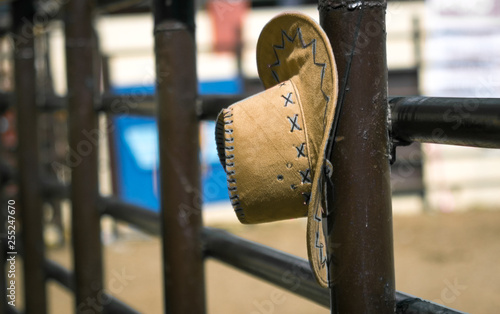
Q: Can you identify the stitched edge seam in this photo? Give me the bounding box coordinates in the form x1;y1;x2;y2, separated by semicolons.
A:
216;107;246;223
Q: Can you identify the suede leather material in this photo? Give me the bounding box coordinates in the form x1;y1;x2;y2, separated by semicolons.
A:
217;80;312;224
215;13;338;288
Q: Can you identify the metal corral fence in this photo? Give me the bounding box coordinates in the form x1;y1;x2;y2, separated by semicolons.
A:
2;0;499;313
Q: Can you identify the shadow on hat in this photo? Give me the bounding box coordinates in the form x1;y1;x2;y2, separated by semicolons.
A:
215;12;339;288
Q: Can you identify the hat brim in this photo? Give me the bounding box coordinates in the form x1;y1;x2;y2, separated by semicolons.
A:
256;13;338;288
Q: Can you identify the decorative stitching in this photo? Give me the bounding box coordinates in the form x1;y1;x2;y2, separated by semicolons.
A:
270;29;298;82
314;205;322;222
315;231;327;266
267;27;334;277
295;143;306;158
272;70;280;83
269;27;331;129
299;168;311;184
301;192;311;205
282;92;294;107
279;82;286;87
216;25;335;227
215;107;245;221
287;114;302;132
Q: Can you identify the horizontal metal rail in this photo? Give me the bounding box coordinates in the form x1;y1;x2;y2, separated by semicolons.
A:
41;178;70;199
5;179;467;313
100;197;160;235
44;259;140;314
203;227;327;307
0;92;155;115
3;92;498;149
100;93;156;116
197;94;250;120
200;95;500;149
395;291;466;314
390;96;500;148
1;236;139;313
201;95;500;149
100;200;466;313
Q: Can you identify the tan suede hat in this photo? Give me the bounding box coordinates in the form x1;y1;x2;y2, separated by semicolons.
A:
215;12;338;288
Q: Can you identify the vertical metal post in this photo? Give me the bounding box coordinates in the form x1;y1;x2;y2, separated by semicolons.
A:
12;1;48;312
65;1;103;313
153;0;206;313
319;1;395;313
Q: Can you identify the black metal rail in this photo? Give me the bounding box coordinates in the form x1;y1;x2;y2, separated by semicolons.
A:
6;150;476;314
99;200;466;313
44;259;140;314
200;95;500;149
2;90;499;149
101;197;160;235
5;0;496;313
390;96;500;148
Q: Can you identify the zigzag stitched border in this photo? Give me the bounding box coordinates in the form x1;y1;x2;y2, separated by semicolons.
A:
270;27;331;108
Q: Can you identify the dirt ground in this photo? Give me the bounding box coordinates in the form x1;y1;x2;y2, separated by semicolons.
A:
18;210;500;313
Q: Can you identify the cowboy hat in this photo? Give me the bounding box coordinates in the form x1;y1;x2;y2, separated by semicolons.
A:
215;12;338;288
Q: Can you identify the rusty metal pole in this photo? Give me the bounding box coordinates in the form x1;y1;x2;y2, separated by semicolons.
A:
319;1;395;313
65;0;103;313
153;0;206;313
11;1;48;312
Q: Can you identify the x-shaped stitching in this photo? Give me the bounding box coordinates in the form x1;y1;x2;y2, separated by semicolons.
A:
281;92;294;107
279;82;286;88
295;143;306;158
301;192;311;205
287;114;301;132
300;168;311;184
